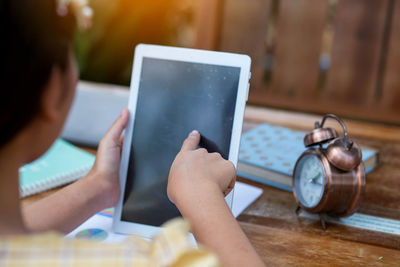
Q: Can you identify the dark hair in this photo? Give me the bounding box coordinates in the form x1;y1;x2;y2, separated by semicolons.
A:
0;0;76;147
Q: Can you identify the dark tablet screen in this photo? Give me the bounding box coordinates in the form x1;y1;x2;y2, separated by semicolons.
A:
121;57;240;226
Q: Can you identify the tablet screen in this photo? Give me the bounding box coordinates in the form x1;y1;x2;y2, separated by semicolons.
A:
121;57;241;226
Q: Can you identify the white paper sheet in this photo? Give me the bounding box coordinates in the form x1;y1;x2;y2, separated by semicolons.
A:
66;181;263;243
232;181;263;217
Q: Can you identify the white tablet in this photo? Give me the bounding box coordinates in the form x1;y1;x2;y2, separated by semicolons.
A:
113;44;251;237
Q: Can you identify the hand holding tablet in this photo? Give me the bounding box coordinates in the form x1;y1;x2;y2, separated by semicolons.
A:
113;44;251;237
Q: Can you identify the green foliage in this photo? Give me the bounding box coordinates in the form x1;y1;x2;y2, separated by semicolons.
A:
74;0;193;86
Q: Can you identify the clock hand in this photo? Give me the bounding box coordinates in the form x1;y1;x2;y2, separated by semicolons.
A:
308;173;322;184
312;178;323;185
307;173;319;183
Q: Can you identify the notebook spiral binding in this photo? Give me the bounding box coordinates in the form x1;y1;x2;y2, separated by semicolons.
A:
20;164;92;198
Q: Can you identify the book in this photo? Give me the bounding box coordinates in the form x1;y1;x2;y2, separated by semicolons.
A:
19;139;96;197
237;123;379;192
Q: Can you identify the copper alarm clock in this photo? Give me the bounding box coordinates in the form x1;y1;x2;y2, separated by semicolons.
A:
292;114;365;229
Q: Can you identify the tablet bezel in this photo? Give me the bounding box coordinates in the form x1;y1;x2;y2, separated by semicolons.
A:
113;44;251;237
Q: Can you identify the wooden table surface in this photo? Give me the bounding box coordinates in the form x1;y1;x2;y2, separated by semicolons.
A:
23;106;400;266
238;107;400;266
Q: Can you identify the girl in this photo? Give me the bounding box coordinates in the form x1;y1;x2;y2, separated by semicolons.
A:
0;0;264;266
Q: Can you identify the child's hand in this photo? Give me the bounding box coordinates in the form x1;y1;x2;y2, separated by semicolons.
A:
168;131;264;267
167;130;236;209
88;109;129;208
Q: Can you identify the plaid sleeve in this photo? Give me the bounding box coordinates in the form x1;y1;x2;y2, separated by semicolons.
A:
0;218;220;267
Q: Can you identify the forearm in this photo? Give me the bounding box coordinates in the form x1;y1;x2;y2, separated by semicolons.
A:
22;110;127;234
176;186;265;267
22;172;111;234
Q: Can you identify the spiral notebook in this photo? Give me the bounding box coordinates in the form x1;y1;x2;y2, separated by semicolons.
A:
19;139;95;197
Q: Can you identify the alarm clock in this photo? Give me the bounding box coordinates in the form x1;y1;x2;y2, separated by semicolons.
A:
292;114;365;229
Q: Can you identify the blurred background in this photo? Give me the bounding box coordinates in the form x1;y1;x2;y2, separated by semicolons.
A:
75;0;196;85
76;0;400;125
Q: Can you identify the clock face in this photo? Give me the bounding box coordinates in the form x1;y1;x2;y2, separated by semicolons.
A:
294;154;325;208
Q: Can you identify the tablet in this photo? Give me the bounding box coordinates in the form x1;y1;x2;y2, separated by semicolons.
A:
113;44;251;237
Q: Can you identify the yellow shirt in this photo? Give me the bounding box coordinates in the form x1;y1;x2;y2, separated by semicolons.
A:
0;219;220;267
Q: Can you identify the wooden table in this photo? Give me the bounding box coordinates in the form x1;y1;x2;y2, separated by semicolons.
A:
23;106;400;266
238;107;400;266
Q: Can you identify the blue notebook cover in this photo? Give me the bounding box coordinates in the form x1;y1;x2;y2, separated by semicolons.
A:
19;139;95;197
238;123;378;190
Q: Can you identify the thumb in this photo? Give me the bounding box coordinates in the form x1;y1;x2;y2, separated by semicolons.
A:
180;130;201;152
103;108;129;145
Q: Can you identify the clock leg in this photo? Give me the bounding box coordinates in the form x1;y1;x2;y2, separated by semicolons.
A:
295;206;301;215
319;213;327;230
